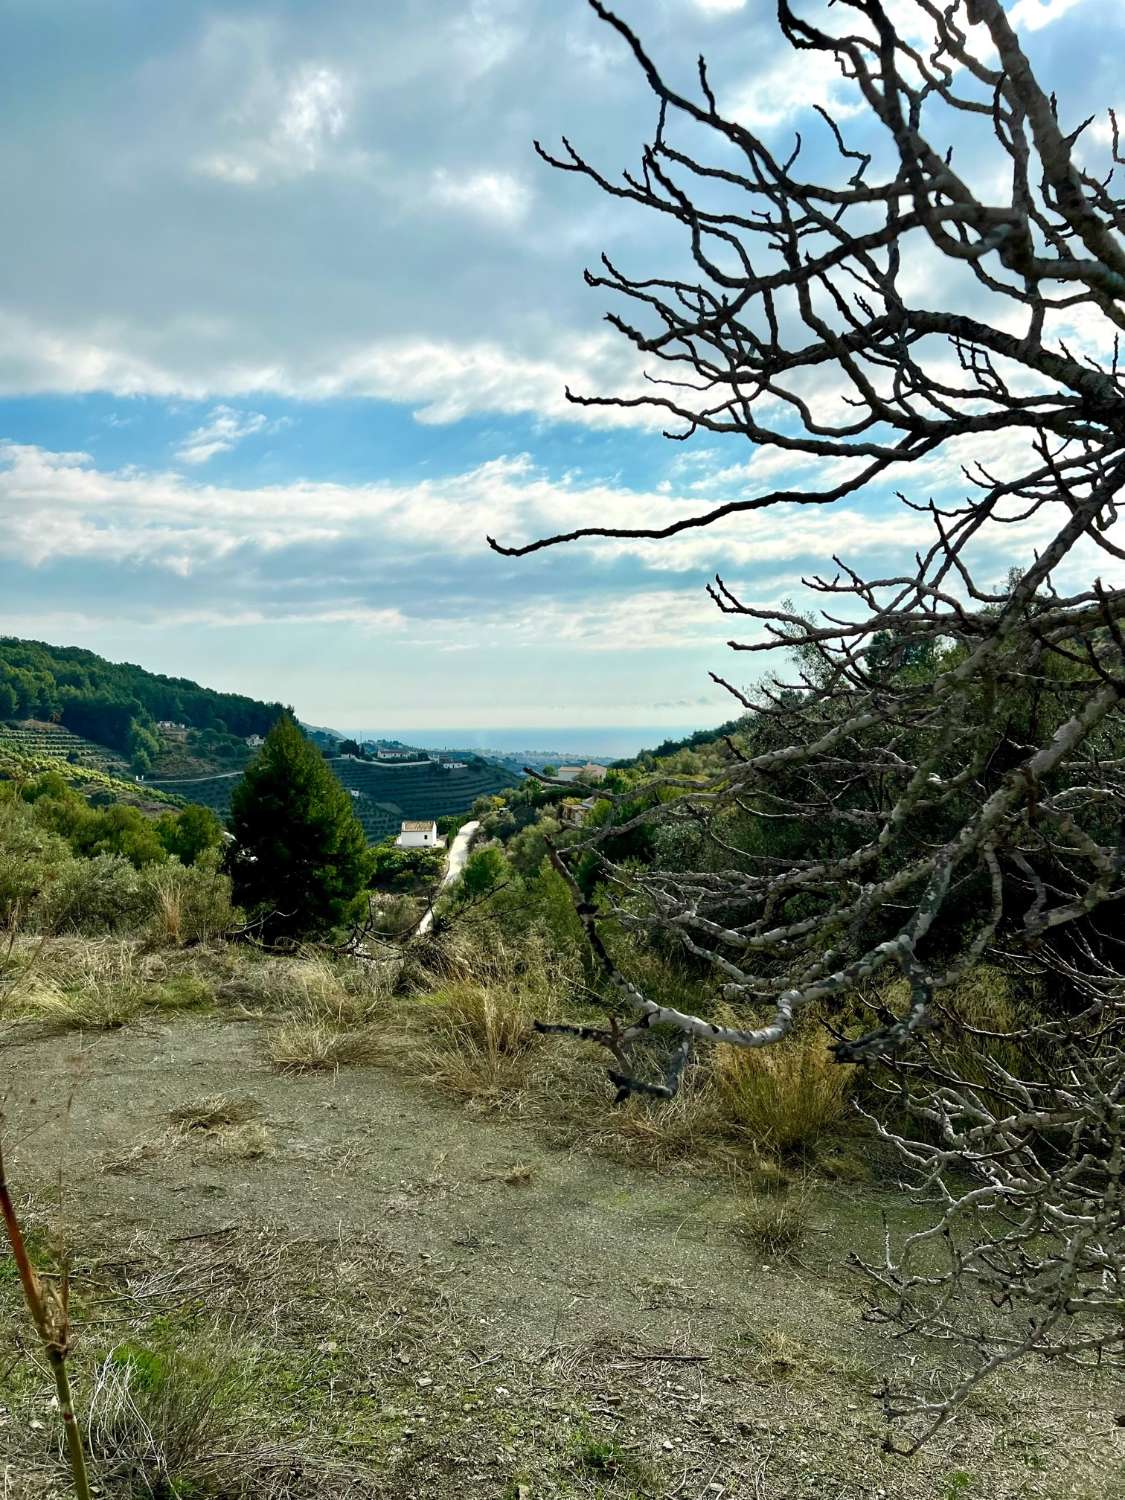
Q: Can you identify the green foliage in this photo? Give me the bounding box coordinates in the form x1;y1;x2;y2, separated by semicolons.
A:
456;844;506;900
0;796;73;928
41;853;147;933
156;804;224;866
0;635;288;771
368;841;445;893
144;852;238;944
226;716;370;939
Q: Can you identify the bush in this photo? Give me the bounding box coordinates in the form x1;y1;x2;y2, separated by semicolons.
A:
713;1023;854;1156
143;851;237;944
38;851;146;934
0;796;73;930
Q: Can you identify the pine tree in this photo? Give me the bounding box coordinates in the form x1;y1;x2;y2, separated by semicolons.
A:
226;715;369;938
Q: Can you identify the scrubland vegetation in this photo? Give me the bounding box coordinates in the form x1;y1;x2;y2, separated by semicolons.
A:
5;0;1125;1494
2;684;1120;1498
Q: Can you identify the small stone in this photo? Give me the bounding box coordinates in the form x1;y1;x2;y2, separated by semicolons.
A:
417;1376;433;1388
662;1439;674;1451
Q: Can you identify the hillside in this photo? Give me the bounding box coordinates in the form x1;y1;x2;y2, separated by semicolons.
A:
0;637;289;774
0;723;184;811
328;755;516;824
145;752;517;841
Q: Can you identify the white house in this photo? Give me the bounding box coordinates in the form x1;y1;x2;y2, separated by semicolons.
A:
245;733;265;749
377;747;420;762
396;819;439;848
555;761;608;784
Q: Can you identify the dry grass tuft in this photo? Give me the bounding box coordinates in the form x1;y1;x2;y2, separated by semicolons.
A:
740;1183;812;1259
267;1018;380;1073
713;1023;854;1155
418;980;540;1100
209;1121;274;1160
226;953;397;1026
167;1095;274;1158
81;1340;363;1499
170;1093;261;1131
1;936;223;1033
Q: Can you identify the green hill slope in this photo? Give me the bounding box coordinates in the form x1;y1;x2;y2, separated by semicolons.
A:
327;756;515;823
146;754;516;842
0;734;183;810
0;637;289;773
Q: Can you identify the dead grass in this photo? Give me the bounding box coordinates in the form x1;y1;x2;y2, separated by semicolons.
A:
226;953;398;1027
169;1093;261;1131
712;1022;854;1156
268;1018;380;1073
739;1182;813;1259
416;980;541;1100
1;936;221;1034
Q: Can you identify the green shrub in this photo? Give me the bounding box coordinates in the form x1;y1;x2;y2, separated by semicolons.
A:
142;852;237;945
38;851;146;933
713;1023;854;1155
0;796;73;930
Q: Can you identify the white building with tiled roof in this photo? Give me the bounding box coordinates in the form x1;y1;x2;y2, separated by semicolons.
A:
555;761;608;784
396;819;439;848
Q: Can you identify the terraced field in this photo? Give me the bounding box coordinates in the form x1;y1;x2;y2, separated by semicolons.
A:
0;720;130;775
0;737;183;809
328;755;515;823
145;755;516;840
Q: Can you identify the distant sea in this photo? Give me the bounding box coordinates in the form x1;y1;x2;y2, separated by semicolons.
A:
341;725;715;760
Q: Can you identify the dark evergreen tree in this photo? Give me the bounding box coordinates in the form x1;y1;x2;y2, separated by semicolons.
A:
226;716;369;938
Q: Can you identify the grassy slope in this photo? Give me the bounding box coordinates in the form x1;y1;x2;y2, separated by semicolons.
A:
1;942;1118;1500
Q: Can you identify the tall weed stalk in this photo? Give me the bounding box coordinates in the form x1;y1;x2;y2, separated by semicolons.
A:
0;1133;91;1500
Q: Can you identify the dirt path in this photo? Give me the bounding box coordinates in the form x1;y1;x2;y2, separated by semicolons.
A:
417;819;479;936
3;1019;1120;1499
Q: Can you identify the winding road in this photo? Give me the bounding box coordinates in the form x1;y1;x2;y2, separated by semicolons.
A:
416;819;479;936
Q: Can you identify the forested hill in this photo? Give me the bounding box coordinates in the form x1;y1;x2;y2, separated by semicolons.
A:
630;714;751;765
0;638;289;772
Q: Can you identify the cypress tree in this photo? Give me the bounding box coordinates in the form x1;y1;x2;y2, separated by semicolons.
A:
227;715;369;938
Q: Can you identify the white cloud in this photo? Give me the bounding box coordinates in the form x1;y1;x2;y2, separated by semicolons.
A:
278;67;345;156
0;307;665;429
195;63;349;185
430;168;532;225
727;47;862;129
174;405;270;465
1;437;1101;592
1008;0;1085;32
692;0;747;14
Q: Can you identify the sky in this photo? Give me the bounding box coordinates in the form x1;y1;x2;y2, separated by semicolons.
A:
1;0;1120;733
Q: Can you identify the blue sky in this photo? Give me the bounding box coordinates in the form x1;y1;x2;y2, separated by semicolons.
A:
1;0;1118;731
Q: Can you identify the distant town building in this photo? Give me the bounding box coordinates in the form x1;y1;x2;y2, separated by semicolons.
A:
396;819;439;848
555;762;608;784
245;733;265;749
157;720;189;740
440;759;467;770
377;747;420;762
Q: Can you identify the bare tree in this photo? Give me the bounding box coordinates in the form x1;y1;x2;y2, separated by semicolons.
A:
490;0;1125;1447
